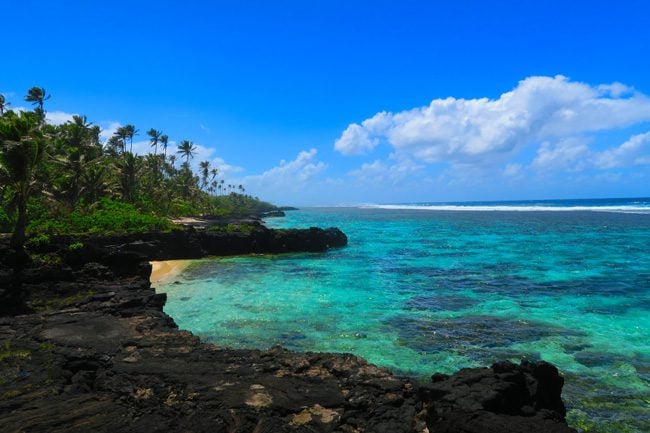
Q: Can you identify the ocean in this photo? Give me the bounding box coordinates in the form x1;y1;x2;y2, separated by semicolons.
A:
156;197;650;432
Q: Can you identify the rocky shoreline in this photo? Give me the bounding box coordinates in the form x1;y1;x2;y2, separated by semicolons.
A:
0;222;577;432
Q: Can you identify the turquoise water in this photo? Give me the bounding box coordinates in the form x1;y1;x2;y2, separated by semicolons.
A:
157;204;650;432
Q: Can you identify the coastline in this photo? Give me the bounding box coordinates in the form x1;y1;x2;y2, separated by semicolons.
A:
0;226;576;433
150;259;192;284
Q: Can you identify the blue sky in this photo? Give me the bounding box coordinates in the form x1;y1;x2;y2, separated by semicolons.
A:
3;0;650;205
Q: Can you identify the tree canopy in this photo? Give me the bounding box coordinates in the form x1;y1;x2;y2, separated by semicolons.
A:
0;88;276;250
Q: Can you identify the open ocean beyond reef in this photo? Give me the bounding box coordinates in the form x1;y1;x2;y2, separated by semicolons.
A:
157;198;650;432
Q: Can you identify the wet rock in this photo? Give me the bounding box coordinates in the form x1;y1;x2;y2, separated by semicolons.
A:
420;360;575;433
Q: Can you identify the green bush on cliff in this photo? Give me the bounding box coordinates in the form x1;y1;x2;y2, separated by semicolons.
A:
27;198;173;235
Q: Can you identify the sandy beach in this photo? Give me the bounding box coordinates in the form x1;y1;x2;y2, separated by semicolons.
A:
150;260;191;284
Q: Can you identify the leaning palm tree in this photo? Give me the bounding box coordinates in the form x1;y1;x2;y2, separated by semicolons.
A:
24;87;51;124
0;111;46;251
176;140;197;164
147;128;162;156
0;94;10;115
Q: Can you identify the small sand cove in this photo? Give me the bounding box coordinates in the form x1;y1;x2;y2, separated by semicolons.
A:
150;260;191;283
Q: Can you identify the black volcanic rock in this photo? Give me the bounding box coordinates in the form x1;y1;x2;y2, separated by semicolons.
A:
0;225;576;433
420;360;575;433
261;210;286;217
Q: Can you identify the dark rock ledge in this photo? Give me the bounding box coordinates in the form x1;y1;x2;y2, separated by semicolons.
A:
0;224;576;433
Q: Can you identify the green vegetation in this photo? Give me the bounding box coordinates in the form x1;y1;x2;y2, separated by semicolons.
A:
207;223;257;234
67;241;84;251
27;198;173;235
0;341;31;362
30;289;95;312
0;88;279;250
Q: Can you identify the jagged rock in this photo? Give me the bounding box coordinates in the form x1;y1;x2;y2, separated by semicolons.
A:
420;360;576;432
0;226;575;433
261;210;286;217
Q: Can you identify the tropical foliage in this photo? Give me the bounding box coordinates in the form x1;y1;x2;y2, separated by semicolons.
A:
0;88;276;249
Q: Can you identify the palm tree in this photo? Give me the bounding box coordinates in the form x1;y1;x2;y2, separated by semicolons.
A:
176;140;197;164
24;87;51;124
0;111;46;251
147;128;162;156
54;115;101;209
160;134;169;159
80;162;107;205
199;160;210;190
123;124;137;153
105;135;122;156
114;152;140;202
0;94;10;115
113;127;128;154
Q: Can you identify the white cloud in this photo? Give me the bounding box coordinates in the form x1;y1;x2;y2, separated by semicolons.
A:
532;137;590;172
99;121;122;142
334;123;378;155
348;159;387;180
130;140;153;155
593;131;650;169
45;111;76;125
210;157;244;177
334;75;650;166
348;156;423;184
241;148;327;195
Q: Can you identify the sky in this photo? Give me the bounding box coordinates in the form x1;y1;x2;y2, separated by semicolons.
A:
2;0;650;205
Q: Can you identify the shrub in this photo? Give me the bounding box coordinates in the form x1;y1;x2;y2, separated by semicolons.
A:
27;198;174;235
68;241;84;251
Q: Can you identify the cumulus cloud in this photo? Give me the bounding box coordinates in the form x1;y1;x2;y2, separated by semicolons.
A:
210;156;244;177
593;132;650;169
45;111;77;125
334;75;650;167
241;148;326;192
335;122;379;155
532;137;590;172
348;156;423;184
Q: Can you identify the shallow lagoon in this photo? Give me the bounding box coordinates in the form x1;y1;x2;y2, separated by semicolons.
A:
158;206;650;432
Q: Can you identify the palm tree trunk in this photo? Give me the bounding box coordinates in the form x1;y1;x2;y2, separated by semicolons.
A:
10;196;27;252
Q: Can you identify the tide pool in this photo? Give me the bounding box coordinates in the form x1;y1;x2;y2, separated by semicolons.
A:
157;205;650;433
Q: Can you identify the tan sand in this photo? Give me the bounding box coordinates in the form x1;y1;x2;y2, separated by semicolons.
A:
150;260;191;284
